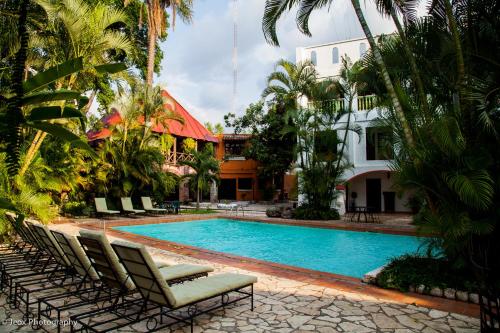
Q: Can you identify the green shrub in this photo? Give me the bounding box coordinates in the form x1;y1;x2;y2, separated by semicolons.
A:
376;254;479;292
292;205;340;220
62;201;90;217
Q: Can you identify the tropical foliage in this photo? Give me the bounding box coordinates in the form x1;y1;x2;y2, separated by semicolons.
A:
179;144;220;209
261;0;500;295
226;59;359;215
88;84;181;201
0;0;192;234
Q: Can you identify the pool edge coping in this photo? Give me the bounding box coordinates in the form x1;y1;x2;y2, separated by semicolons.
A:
76;216;479;318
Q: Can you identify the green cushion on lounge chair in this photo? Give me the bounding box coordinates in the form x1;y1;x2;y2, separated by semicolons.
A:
95;198;120;214
111;240;257;309
50;229;100;281
141;197;167;213
170;273;257;308
79;229;135;291
159;264;214;281
121;197;146;214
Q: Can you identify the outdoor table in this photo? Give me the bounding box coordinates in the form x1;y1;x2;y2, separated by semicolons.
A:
350;206;379;223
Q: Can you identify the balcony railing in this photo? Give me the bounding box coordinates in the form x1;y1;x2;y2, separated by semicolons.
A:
308;98;344;112
357;95;376;111
165;151;195;165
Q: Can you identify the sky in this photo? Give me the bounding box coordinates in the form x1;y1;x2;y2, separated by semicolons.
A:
155;0;396;130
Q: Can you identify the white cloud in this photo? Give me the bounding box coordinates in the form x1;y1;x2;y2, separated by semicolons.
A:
157;0;395;130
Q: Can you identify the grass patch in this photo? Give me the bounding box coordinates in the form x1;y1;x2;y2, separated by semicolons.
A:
181;209;217;215
376;254;479;292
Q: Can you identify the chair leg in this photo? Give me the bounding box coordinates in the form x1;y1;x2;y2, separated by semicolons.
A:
251;284;254;311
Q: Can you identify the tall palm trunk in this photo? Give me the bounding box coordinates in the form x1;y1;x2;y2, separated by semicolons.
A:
6;0;29;175
146;28;156;86
350;0;415;148
196;185;200;209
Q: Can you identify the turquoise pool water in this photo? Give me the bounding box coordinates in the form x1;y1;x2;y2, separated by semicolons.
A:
115;219;424;278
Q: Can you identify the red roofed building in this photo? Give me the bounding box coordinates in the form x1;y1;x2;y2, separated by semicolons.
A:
87;90;219;201
87;90;298;203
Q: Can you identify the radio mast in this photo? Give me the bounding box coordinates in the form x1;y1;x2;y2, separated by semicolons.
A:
232;0;238;115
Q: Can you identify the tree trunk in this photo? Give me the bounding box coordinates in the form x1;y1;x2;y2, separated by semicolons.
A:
350;0;415;148
146;28;156;86
443;0;465;88
196;186;200;209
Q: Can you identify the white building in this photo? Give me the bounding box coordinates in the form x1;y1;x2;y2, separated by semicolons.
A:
296;37;412;214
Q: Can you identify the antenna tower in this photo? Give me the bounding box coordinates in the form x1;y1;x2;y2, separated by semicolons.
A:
232;0;238;115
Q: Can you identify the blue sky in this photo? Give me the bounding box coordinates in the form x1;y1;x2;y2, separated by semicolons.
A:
155;0;395;130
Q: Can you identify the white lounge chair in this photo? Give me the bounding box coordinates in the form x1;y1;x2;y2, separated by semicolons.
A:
141;196;167;214
94;198;120;216
120;197;146;214
78;230;213;286
106;240;257;333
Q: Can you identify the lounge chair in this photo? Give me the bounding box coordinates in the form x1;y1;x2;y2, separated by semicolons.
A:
94;198;120;217
141;196;167;214
78;230;213;285
121;197;146;215
72;240;256;333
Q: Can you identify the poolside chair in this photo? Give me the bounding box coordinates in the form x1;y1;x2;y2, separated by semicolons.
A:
72;240;256;333
94;197;120;217
141;196;167;214
78;230;213;286
121;197;146;215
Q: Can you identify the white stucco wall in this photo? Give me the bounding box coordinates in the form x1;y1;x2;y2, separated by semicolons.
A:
296;37;373;79
296;36;412;214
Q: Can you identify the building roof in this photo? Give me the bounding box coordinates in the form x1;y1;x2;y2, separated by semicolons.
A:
87;90;218;143
221;134;252;141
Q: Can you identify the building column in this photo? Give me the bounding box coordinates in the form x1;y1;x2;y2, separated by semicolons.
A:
210;180;218;203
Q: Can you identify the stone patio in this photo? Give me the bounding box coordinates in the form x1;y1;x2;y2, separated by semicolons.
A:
0;223;480;332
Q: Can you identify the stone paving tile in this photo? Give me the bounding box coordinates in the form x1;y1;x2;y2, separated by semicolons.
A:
0;224;480;332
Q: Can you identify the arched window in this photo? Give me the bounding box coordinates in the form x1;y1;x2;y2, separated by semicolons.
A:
359;42;367;57
310;51;317;65
332;47;339;64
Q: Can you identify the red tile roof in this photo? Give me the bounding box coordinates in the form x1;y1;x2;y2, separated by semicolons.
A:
87;90;218;143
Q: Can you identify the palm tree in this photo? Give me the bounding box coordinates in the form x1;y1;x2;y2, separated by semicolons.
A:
138;0;193;85
262;0;415;148
262;59;317;110
18;0;132;176
262;60;317;169
179;144;220;209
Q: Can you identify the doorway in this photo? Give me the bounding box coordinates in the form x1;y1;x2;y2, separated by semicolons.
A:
366;178;382;212
218;179;237;200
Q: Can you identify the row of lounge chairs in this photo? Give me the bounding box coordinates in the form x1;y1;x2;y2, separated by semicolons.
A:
95;197;180;217
0;212;257;332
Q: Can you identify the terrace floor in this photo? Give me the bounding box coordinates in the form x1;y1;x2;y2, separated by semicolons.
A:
0;218;480;333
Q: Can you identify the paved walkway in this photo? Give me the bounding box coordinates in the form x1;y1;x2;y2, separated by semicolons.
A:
0;223;479;332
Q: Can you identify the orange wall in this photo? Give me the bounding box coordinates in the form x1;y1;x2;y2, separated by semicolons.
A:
216;135;261;201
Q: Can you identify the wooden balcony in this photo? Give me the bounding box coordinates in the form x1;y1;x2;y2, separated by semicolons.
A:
165;151;195;165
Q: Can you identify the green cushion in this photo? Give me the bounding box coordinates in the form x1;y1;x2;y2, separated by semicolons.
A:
170;273;257;308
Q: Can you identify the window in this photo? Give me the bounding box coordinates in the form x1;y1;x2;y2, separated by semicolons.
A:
238;178;253;190
224;140;245;158
359;42;367;57
366;127;393;160
310;51;317;65
332;47;339;64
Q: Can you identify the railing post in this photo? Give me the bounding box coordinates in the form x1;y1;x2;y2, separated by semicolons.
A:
173;137;177;165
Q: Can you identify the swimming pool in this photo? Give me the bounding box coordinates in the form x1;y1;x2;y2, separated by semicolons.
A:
115;219;424;278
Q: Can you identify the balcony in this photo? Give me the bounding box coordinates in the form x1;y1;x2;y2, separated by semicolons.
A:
308;95;376;112
165;151;195;165
357;95;375;111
